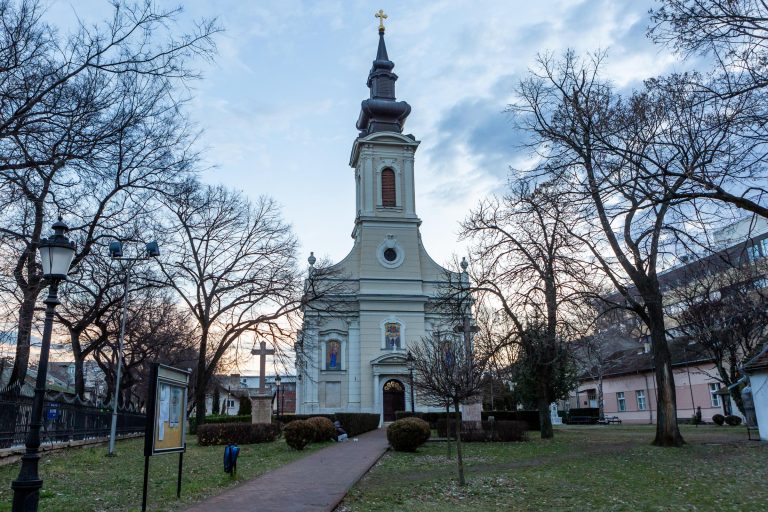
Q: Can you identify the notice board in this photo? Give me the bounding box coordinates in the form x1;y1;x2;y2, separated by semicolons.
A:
144;363;189;456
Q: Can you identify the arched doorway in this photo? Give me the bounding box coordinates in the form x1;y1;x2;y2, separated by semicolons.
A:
382;379;405;421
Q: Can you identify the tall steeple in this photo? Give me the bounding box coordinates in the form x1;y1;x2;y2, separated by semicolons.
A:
356;11;411;136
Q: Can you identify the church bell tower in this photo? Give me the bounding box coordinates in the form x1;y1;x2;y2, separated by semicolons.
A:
296;12;461;421
349;14;421;244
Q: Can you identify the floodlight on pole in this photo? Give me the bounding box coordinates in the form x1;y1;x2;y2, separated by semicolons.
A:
107;239;160;456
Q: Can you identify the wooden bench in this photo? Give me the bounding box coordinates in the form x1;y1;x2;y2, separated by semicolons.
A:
596;416;622;425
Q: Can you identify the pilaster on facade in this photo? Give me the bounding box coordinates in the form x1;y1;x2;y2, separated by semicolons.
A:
347;319;361;408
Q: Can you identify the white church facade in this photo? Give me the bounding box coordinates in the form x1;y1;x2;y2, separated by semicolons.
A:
295;21;465;422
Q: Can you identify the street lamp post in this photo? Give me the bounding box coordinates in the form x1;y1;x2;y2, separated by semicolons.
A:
406;351;415;413
12;219;75;512
107;239;159;456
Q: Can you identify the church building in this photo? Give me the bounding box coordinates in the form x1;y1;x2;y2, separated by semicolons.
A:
295;17;466;422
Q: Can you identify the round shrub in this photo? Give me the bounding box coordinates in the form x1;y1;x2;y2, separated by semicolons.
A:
306;416;336;442
712;414;725;426
284;420;314;450
387;417;431;452
197;422;278;446
725;415;743;426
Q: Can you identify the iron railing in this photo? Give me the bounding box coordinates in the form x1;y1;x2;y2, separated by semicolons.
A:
0;385;146;449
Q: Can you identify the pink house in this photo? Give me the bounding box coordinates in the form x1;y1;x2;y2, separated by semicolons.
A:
571;341;725;424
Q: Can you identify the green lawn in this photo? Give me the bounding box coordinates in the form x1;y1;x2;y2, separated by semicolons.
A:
339;425;768;512
0;436;324;512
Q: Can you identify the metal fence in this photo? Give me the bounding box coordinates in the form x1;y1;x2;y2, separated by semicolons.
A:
0;386;146;449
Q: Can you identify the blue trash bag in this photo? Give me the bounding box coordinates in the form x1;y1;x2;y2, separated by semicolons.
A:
223;444;240;474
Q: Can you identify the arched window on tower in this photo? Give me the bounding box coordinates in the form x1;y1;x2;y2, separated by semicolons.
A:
381;168;396;207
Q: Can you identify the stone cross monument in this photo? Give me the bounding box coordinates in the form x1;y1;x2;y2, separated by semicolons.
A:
250;341;275;424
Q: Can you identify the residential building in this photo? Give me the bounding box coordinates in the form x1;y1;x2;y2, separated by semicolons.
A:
572;215;768;423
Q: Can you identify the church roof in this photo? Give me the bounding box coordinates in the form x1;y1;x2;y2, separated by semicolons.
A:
355;24;411;137
744;345;768;374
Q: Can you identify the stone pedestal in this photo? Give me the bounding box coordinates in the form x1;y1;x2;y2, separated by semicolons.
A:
550;402;562;425
251;393;272;424
462;400;483;429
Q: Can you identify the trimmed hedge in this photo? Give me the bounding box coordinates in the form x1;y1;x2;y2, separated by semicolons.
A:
438;419;529;442
482;410;540;431
725;415;743;426
332;413;380;437
276;413;334;423
395;411;462;429
713;414;725;426
437;418;467;437
284;420;314;450
461;420;528;442
306;416;336;442
387;418;431;452
493;421;528;442
190;414;251;434
277;413;380;437
197;422;278;446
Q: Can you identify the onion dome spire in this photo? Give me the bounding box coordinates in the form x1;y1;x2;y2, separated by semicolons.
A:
356;10;411;136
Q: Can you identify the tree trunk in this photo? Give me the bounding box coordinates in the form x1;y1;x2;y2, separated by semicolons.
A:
8;291;38;388
446;403;452;459
538;391;554;439
194;332;209;429
71;331;86;399
597;372;605;420
453;401;465;486
647;300;685;447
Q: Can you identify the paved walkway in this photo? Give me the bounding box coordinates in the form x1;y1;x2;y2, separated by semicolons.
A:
184;428;389;512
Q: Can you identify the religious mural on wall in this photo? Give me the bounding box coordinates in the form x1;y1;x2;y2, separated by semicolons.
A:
385;322;401;349
327;340;341;370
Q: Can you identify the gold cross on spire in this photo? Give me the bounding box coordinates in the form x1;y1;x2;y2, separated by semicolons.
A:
375;9;388;32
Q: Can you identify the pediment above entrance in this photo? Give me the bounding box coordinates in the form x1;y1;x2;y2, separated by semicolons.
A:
370;352;407;366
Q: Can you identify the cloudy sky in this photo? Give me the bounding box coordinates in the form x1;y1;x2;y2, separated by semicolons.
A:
39;0;703;371
48;0;694;268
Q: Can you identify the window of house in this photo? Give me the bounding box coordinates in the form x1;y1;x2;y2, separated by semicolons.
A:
381;168;396;207
226;399;235;409
326;340;341;370
617;392;626;412
636;390;646;411
747;243;761;262
709;383;721;407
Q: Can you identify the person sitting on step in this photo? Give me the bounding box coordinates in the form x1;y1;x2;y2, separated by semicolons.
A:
334;420;348;442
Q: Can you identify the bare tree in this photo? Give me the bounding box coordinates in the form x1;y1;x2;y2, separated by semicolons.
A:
667;253;768;414
410;331;487;486
460;178;593;439
648;3;768;217
572;323;638;419
92;287;195;406
158;183;306;428
0;0;219;388
510;51;695;445
650;0;768;99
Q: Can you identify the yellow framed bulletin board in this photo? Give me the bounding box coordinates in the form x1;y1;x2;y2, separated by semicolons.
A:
144;364;189;456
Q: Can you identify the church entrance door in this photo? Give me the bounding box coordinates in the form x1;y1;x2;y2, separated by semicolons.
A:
382;379;405;421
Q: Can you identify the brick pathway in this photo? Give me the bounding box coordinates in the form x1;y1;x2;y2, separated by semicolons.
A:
184;428;389;512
